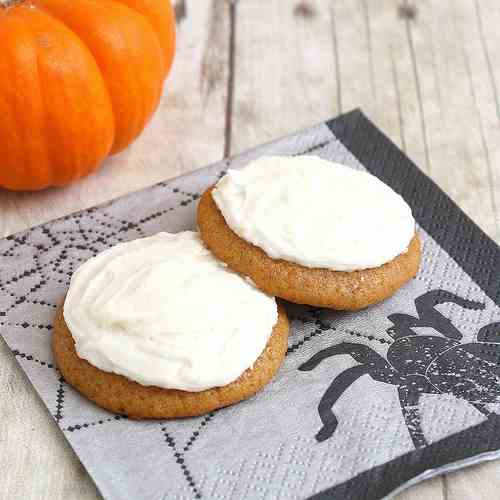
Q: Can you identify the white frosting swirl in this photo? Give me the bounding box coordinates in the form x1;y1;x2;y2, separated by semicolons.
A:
213;156;415;271
63;231;278;392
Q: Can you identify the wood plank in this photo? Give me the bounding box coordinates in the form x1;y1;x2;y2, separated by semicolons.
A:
229;0;338;154
356;0;407;150
333;0;406;149
0;0;230;238
447;460;500;500
366;0;431;175
395;477;445;500
392;0;499;243
446;0;499;242
455;0;500;243
0;2;230;499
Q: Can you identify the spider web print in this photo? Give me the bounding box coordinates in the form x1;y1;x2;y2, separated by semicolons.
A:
0;186;216;495
2;115;500;500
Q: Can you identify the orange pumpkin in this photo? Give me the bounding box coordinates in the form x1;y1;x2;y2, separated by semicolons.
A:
0;0;175;191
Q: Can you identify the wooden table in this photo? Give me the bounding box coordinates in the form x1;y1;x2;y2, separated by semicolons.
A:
1;1;499;498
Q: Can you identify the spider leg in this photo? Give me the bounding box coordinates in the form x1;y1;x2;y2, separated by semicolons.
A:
299;343;397;442
415;290;485;340
477;322;500;343
397;382;430;449
415;290;485;313
316;365;374;442
299;342;390;371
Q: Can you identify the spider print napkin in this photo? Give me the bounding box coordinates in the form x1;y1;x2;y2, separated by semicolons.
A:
1;110;500;500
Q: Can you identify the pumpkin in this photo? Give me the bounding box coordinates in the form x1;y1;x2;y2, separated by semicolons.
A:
0;0;175;191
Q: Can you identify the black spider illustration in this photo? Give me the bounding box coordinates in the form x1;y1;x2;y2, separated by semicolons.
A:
299;289;500;448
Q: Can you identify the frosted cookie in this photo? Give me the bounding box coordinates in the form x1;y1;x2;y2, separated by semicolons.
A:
53;231;289;418
198;156;421;310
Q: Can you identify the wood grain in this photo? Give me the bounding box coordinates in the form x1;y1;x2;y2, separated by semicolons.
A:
1;0;500;499
229;0;338;154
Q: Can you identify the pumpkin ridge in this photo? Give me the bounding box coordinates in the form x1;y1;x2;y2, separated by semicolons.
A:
20;5;71;187
8;3;115;188
31;0;117;169
31;30;53;186
112;0;166;77
112;0;176;78
0;7;53;189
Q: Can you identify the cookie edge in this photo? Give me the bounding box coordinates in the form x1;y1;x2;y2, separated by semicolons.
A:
53;303;289;419
198;187;421;310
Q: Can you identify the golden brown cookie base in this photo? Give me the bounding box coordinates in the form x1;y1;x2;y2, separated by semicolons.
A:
53;305;289;419
198;188;421;310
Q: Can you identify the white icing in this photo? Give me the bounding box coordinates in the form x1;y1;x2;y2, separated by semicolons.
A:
213;156;415;271
63;231;278;392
